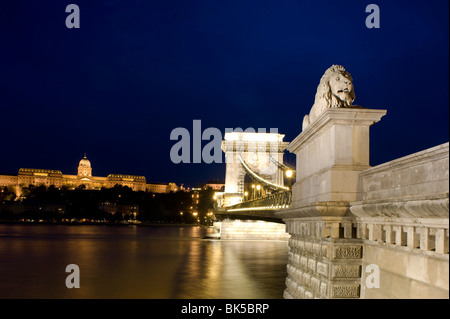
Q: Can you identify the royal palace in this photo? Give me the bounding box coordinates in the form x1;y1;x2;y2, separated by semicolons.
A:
0;155;178;194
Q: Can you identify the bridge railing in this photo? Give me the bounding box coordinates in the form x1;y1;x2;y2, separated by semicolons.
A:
227;191;292;210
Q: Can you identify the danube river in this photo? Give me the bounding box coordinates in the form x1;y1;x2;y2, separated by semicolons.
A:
0;224;288;299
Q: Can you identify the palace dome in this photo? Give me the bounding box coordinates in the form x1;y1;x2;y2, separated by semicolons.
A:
79;155;91;168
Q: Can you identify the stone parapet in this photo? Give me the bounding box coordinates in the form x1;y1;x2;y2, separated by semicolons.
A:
349;142;449;298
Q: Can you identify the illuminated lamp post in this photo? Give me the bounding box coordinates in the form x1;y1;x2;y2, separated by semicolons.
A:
285;169;295;188
256;185;261;198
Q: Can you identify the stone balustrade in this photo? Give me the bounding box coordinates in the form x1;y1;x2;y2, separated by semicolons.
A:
358;220;449;255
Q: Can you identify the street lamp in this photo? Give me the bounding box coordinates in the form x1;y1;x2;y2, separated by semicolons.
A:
256;185;261;198
285;169;295;188
285;170;293;178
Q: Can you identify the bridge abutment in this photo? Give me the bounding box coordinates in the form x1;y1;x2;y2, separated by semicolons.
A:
277;105;449;298
280;211;363;298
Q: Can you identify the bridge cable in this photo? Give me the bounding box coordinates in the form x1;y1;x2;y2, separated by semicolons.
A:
237;155;289;191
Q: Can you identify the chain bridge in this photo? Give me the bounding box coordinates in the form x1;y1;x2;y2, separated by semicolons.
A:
213;131;295;223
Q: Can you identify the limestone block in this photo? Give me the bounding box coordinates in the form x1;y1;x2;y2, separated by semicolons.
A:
302;273;311;286
331;264;361;278
332;245;362;259
296;286;305;299
308;259;317;272
304;291;314;299
321;244;331;259
305;241;313;253
310;277;321;293
283;290;294;299
316;261;329;277
330;284;360;298
313;243;321;255
320;282;328;297
288;108;387;207
300;256;308;270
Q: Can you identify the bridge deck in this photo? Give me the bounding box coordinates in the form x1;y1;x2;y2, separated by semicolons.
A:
214;191;291;223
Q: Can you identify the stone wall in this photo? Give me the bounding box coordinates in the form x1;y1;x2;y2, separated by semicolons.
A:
351;142;449;298
284;217;363;299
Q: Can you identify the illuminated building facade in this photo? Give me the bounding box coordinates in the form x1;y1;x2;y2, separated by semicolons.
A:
0;155;178;194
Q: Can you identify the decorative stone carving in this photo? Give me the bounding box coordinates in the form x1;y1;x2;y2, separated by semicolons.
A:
331;285;360;298
333;245;362;259
332;265;361;278
303;65;356;130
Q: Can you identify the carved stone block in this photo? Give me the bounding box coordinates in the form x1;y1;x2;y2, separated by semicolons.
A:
320;282;328;296
321;244;331;258
333;245;362;259
304;291;314;299
310;277;321;293
332;265;361;278
300;256;308;270
302;273;311;286
305;241;313;253
313;243;321;255
296;286;305;299
316;261;329;276
308;259;317;272
331;285;360;298
297;269;303;282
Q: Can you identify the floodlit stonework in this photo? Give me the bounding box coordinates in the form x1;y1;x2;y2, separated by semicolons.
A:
217;219;290;240
221;132;289;207
277;65;449;299
353;142;449;298
0;155;179;194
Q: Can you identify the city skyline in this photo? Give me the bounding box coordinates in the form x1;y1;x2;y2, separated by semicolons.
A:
0;153;180;193
0;0;448;187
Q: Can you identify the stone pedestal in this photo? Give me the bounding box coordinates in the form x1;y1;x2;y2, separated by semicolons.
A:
277;107;386;299
288;108;387;207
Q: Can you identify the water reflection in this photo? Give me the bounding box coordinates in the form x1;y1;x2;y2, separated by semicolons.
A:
0;224;288;299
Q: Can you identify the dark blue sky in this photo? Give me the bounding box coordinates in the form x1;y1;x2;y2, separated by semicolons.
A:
0;0;448;187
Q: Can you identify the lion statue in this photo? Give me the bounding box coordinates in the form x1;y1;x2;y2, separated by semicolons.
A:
302;65;356;130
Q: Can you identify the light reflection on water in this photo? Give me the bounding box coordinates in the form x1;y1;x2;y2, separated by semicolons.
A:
0;224;288;299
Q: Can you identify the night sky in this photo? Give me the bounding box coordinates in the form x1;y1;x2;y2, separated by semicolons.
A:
0;0;448;187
